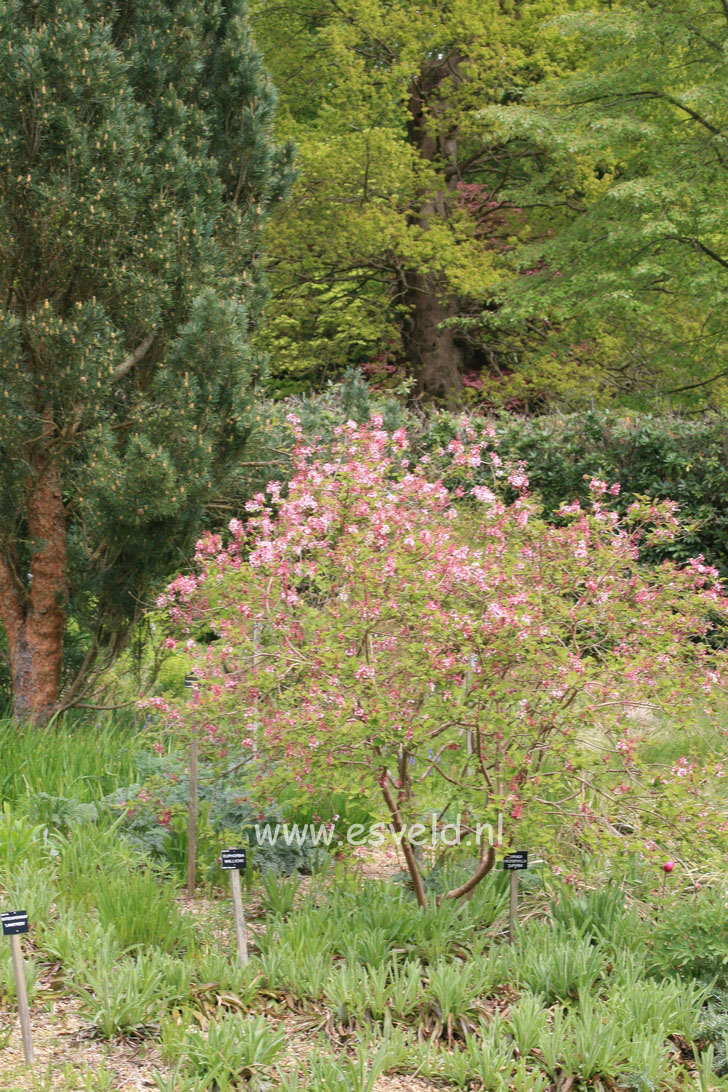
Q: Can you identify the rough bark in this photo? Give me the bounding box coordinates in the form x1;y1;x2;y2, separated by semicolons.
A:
403;270;466;404
403;53;468;405
0;417;67;723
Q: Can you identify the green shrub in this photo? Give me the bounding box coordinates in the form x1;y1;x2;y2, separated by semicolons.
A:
426;959;480;1026
74;952;169;1038
193;952;264;1007
260;870;300;917
512;924;607;1002
37;909;120;978
551;885;643;953
55;822;149;906
0;947;39;1004
694;991;728;1077
0;716;141;804
649;888;728;985
286;1040;389;1092
28;793;99;833
108;750;328;877
0;804;46;871
1;859;57;923
495;410;728;578
507;992;547;1055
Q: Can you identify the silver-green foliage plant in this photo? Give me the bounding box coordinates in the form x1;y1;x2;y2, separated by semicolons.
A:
74;953;168;1039
183;1014;286;1090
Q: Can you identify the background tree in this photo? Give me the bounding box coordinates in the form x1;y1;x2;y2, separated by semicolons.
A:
250;0;587;404
479;0;728;409
0;0;292;721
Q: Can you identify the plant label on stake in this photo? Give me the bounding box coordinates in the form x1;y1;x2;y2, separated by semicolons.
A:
184;672;200;899
503;852;528;943
187;732;198;899
1;911;33;1065
220;849;248;965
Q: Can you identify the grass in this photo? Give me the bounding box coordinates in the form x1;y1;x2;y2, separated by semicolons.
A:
2;716;728;1090
0;713;142;806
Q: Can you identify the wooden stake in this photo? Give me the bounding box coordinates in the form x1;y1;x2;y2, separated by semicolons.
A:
187;736;198;898
229;869;248;965
10;934;33;1065
508;870;519;944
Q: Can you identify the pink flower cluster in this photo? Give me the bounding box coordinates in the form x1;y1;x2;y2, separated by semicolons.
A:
153;418;728;868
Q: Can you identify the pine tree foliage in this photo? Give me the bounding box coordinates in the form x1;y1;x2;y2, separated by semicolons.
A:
0;0;293;715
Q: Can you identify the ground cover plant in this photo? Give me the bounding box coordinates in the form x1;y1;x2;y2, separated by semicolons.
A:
1;719;728;1090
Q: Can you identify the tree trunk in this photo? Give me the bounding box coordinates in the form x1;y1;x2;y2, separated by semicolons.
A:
0;434;67;724
402;270;466;405
403;52;468;405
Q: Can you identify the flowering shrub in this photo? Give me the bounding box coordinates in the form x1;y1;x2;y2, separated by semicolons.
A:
154;417;728;902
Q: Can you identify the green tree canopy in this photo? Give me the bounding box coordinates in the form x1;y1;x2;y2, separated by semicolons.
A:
480;0;728;409
0;0;292;720
250;0;587;403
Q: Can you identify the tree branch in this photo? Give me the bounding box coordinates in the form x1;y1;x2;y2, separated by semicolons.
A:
668;235;728;269
566;90;721;137
380;773;427;908
111;335;155;384
663;367;728;394
441;845;496;901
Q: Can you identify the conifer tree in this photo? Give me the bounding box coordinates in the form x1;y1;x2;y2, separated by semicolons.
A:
0;0;293;720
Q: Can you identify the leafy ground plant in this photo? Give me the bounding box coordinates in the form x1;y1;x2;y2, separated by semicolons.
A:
74;953;168;1039
648;886;728;985
94;866;197;952
183;1013;285;1090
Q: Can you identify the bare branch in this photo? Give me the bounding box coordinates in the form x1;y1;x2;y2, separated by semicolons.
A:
663;367;728;394
111;335;155;384
380;773;427;908
667;234;728;269
441;845;496;901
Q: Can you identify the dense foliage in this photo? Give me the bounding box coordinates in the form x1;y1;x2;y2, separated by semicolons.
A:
483;0;728;409
495;411;728;577
0;0;291;719
250;0;588;402
252;0;728;411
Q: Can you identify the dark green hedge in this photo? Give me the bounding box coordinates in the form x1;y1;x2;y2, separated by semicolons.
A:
283;382;728;575
495;411;728;575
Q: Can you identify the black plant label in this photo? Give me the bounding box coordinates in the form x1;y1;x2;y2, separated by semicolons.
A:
1;911;29;936
220;849;247;871
503;852;529;871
